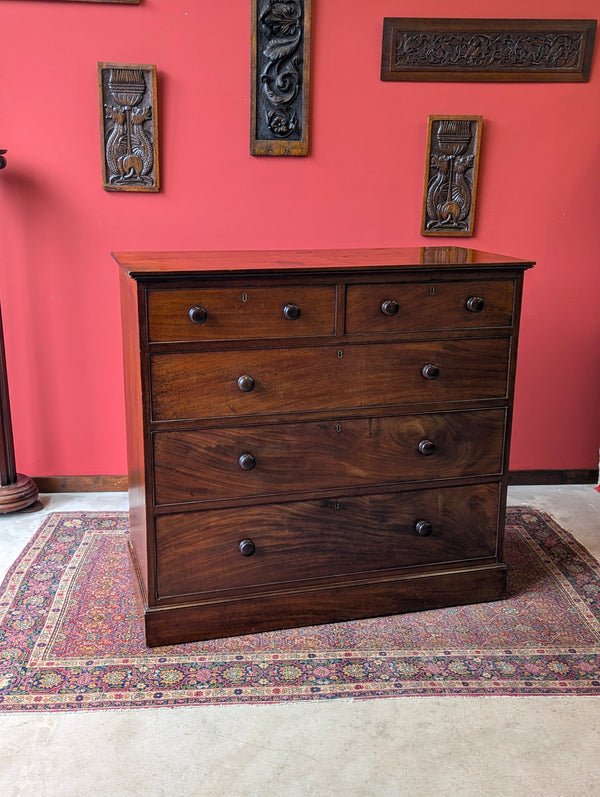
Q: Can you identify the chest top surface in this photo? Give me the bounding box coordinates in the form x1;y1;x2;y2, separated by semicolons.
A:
113;246;534;281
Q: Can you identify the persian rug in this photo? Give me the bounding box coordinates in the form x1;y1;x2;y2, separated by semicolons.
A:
0;507;599;712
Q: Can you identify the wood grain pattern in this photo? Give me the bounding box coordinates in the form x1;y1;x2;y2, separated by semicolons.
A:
147;284;336;342
149;339;510;423
155;483;500;600
153;409;506;505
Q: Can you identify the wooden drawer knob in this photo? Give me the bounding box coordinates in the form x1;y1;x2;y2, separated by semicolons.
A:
239;539;256;557
415;520;433;537
466;296;484;313
283;303;301;320
237;375;255;392
421;363;440;380
380;299;399;317
418;439;436;456
188;305;207;324
238;453;256;471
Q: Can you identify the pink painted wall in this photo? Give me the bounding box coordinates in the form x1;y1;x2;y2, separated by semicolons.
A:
2;0;599;478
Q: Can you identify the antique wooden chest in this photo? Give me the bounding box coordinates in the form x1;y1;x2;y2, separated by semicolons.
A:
115;246;533;645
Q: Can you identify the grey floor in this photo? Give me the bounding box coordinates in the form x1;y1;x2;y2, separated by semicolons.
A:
0;485;599;796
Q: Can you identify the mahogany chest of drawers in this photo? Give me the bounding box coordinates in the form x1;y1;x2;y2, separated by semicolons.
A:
115;246;533;646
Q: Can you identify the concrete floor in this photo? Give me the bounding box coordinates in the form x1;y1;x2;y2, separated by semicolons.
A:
0;485;599;796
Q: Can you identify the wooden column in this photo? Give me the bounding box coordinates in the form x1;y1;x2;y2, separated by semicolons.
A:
0;148;39;512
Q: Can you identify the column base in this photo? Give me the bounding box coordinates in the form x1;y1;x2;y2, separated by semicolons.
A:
0;474;40;513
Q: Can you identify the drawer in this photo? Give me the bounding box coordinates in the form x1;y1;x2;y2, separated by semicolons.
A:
146;285;337;342
345;280;514;333
153;408;506;505
150;337;510;422
155;483;500;600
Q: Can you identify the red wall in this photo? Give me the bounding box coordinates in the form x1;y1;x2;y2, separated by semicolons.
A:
2;0;599;478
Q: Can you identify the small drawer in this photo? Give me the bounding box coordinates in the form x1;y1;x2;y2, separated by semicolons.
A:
345;279;514;333
146;285;337;342
152;408;506;505
150;337;510;422
155;483;500;600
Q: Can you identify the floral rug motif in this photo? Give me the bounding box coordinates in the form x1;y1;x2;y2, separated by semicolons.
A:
0;508;599;712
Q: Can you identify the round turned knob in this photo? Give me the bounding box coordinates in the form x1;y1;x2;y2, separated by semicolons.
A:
466;296;484;313
238;453;256;471
421;363;440;380
237;375;255;393
239;539;256;557
283;303;301;320
418;439;436;456
415;520;433;537
380;299;399;317
188;305;207;324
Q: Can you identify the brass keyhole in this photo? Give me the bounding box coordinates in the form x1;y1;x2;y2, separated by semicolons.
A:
241;292;248;303
337;349;344;359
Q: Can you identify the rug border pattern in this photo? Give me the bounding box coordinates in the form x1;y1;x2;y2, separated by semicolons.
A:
0;508;599;712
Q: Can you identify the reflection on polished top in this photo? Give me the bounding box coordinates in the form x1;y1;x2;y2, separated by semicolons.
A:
113;246;535;278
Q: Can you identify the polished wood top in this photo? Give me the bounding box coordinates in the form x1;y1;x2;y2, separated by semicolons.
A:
113;246;535;279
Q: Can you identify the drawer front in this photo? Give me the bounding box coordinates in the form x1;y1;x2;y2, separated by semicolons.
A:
345;280;514;333
153;409;506;505
155;483;500;600
150;337;510;422
147;285;337;342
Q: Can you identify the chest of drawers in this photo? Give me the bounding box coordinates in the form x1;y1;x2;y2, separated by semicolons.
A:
115;246;533;646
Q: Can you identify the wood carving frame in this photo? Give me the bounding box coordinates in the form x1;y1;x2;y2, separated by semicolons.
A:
98;62;160;192
381;18;597;82
421;116;482;238
45;1;140;4
251;0;311;156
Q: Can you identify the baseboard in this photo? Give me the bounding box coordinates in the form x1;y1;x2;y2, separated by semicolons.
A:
508;469;598;486
33;476;128;493
32;470;599;492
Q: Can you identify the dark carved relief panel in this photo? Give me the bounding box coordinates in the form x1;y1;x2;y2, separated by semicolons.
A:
382;19;596;82
98;63;159;192
421;116;482;237
251;0;311;156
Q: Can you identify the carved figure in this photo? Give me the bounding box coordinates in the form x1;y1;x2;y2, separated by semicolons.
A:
258;0;303;139
422;117;481;237
100;65;158;190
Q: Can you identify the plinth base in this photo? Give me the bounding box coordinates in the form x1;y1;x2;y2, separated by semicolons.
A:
0;474;39;513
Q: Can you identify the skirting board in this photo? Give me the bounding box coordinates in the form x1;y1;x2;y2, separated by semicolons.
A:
32;470;598;493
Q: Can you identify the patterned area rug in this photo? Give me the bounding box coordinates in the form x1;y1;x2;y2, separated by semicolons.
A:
0;507;599;712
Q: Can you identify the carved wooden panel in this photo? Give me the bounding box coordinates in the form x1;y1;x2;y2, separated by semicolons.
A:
250;0;311;156
382;19;597;82
421;116;482;237
98;62;159;192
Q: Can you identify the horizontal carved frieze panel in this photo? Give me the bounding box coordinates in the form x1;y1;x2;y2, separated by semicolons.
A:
382;18;597;82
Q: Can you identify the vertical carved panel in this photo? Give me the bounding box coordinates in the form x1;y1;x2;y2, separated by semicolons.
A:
421;116;482;237
251;0;311;156
98;63;160;192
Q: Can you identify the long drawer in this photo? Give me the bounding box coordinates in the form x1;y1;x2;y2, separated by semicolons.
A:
345;279;515;333
155;482;500;600
150;337;510;422
153;408;506;505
